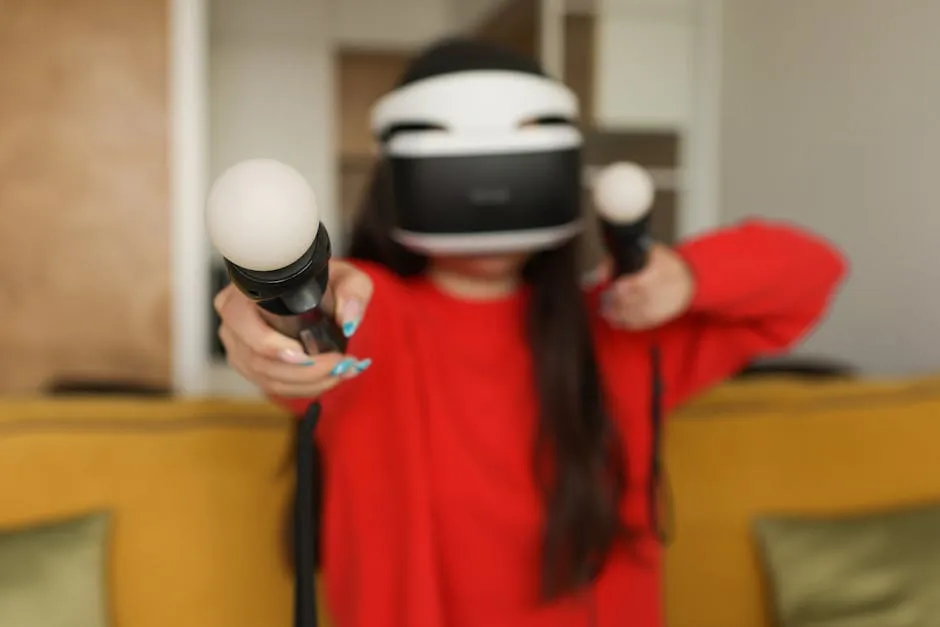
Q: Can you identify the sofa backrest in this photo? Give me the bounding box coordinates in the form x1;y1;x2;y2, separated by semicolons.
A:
0;398;300;627
664;375;940;627
8;377;940;627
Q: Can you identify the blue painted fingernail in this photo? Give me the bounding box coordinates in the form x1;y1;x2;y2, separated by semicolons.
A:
341;300;364;338
330;358;356;377
352;358;372;373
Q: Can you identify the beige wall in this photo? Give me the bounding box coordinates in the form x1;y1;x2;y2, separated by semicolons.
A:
719;0;940;376
0;0;170;394
338;0;451;48
594;0;694;130
209;0;338;246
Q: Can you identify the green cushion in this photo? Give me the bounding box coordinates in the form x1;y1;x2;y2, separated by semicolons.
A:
755;502;940;627
0;511;110;627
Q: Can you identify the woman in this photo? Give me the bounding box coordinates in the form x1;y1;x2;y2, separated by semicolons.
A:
214;39;847;627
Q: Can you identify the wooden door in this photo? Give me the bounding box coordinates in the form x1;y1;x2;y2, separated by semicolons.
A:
0;0;170;394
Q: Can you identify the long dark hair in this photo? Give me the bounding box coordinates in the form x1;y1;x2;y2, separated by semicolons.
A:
347;163;627;599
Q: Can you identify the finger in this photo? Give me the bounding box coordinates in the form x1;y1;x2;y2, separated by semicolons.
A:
613;263;659;293
601;280;647;321
598;257;614;283
609;273;641;298
217;290;308;363
226;349;258;385
218;323;264;374
248;354;370;398
621;310;656;330
226;345;341;398
220;324;274;383
261;377;343;400
223;321;370;386
218;323;241;358
248;351;349;385
213;283;235;315
221;328;262;382
583;257;613;287
327;262;375;339
605;309;654;331
612;283;646;307
600;291;651;329
318;259;353;315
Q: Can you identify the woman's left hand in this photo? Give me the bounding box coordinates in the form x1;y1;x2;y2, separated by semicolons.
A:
599;244;696;330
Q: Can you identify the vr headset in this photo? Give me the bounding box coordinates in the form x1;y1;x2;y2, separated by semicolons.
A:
370;59;584;255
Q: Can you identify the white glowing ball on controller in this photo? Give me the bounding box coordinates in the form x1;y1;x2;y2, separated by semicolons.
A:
592;162;656;225
205;159;320;272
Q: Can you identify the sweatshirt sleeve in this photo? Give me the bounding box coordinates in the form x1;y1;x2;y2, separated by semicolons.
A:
658;219;848;410
271;260;404;417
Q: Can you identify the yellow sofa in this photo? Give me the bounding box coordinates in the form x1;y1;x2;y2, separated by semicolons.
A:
665;374;940;627
2;375;939;626
0;398;299;627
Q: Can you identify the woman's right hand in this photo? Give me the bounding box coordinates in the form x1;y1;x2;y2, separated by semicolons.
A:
214;260;374;398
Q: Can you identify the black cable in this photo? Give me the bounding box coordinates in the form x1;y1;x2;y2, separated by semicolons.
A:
648;345;674;544
295;402;321;627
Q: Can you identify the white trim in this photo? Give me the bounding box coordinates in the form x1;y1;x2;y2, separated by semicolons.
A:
386;126;582;157
393;222;583;254
679;0;723;238
170;0;210;396
371;71;579;135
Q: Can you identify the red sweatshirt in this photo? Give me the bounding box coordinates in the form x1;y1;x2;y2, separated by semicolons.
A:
277;220;847;627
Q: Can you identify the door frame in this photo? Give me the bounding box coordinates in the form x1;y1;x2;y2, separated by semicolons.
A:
680;0;724;238
169;0;210;396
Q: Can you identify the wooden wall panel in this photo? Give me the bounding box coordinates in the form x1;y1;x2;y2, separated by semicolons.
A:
564;13;596;124
339;156;376;237
476;0;539;60
337;51;412;236
337;51;411;159
0;0;170;394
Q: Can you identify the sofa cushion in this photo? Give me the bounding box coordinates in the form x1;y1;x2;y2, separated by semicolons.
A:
0;511;110;627
755;501;940;627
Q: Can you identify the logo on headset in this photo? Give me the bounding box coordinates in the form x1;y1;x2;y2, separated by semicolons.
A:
469;188;512;206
